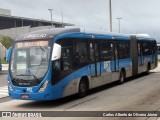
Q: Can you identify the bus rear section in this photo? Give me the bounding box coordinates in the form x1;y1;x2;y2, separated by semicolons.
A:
130;35;158;76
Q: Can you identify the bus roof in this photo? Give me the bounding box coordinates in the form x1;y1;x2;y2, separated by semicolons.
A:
14;28;81;41
14;28;155;41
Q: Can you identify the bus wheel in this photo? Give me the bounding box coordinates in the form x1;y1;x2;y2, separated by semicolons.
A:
118;70;125;84
78;79;87;98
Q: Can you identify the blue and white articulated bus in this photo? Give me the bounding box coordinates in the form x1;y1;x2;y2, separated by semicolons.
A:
6;28;158;100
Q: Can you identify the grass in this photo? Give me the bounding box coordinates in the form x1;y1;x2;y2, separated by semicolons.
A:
0;59;8;64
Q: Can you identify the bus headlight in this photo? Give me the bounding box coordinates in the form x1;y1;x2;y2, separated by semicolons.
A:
38;80;49;92
8;82;13;91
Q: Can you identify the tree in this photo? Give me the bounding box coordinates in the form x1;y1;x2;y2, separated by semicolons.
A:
0;35;14;49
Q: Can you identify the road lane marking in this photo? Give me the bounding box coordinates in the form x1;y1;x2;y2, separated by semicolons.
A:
64;97;97;111
0;86;8;98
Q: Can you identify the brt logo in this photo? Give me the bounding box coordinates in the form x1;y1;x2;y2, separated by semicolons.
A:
104;61;111;72
26;69;30;75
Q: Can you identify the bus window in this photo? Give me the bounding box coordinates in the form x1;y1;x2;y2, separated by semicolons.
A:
17;51;27;69
142;41;150;55
61;47;72;71
74;41;88;67
58;40;73;71
151;41;157;55
117;41;130;59
89;43;95;63
118;42;124;59
124;41;130;58
138;42;142;56
100;41;111;61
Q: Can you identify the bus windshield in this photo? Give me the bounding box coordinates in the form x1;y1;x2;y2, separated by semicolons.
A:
10;40;51;86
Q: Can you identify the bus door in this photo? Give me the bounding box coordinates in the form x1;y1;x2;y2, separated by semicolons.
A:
138;41;143;65
110;42;119;72
89;41;101;77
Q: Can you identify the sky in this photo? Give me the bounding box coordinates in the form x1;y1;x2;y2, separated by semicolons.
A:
0;0;160;41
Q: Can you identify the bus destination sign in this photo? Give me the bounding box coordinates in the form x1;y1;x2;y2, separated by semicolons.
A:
17;41;48;48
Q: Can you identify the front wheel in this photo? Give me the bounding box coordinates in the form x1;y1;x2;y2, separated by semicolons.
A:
78;79;87;98
118;70;125;84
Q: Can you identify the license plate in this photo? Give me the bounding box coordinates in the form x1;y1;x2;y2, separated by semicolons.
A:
21;94;29;98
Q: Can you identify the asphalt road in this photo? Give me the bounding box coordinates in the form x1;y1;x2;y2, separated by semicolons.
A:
0;71;8;87
0;67;160;120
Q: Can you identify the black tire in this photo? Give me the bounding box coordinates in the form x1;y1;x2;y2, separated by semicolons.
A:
78;79;87;98
118;70;125;84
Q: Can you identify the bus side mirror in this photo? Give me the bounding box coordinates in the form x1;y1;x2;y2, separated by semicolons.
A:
6;47;12;62
51;43;61;61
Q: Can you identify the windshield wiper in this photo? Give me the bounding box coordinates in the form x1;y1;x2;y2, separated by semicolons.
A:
31;46;46;81
32;75;39;82
40;46;45;52
16;74;28;76
12;77;20;81
16;74;39;82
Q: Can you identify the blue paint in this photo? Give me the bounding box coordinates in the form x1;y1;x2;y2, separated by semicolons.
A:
7;29;158;100
8;58;132;100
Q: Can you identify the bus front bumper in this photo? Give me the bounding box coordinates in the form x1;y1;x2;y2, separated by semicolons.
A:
9;90;61;100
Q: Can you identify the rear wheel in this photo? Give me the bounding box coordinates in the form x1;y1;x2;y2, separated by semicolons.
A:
78;79;87;98
118;70;125;84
